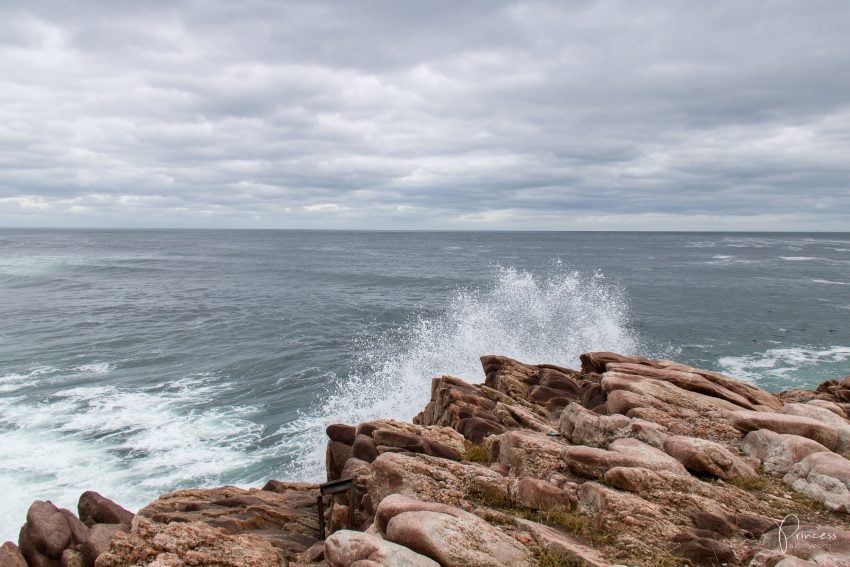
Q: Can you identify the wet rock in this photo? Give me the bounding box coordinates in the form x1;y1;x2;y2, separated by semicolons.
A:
563;438;687;479
21;500;73;559
727;410;839;450
0;542;27;567
663;435;758;480
324;529;438;567
783;452;850;512
327;440;353;481
351;434;379;463
95;517;282;567
83;524;124;567
327;424;357;445
742;429;830;473
510;477;576;511
78;492;134;528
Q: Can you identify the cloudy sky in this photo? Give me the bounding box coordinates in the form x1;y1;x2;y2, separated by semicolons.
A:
1;1;849;230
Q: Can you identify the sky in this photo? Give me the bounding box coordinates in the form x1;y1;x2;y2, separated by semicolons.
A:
1;1;849;231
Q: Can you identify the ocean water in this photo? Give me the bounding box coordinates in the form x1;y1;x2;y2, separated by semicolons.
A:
1;229;848;540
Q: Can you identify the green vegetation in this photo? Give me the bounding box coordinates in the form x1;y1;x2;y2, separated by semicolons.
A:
731;476;767;491
462;442;490;464
533;549;586;567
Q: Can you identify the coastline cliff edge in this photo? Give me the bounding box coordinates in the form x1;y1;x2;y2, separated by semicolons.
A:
3;352;850;566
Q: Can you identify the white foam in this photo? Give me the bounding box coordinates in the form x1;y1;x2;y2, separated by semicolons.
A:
779;256;819;261
73;362;113;374
810;279;849;286
0;374;268;541
278;266;640;481
718;346;850;383
0;366;60;393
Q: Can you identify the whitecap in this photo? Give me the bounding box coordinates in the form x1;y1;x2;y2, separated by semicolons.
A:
718;346;850;384
0;374;269;541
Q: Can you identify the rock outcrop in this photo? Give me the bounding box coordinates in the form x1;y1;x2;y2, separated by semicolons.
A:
8;352;850;566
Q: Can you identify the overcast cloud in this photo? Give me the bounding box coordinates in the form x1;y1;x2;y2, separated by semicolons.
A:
1;0;849;230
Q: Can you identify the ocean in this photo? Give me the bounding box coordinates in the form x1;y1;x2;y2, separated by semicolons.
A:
1;229;848;540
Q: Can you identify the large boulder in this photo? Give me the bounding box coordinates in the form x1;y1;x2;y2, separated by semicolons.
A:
323;529;439;567
741;429;831;473
662;435;758;480
783;452;850;512
20;500;72;559
77;493;134;528
377;495;535;567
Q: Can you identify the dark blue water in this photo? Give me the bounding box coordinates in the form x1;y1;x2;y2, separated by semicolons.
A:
1;230;849;539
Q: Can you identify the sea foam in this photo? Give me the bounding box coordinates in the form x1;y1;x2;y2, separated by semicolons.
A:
0;372;269;541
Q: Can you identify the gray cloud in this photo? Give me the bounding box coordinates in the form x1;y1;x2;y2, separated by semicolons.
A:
1;0;849;229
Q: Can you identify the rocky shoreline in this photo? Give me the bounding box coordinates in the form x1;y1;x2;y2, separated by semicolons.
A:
2;352;850;566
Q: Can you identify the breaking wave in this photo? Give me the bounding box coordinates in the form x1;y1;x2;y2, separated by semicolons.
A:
279;265;641;481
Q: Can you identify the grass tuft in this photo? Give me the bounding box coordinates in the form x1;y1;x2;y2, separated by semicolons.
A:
463;443;490;464
731;476;767;491
533;549;586;567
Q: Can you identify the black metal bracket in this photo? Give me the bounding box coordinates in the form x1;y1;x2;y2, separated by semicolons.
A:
317;477;356;539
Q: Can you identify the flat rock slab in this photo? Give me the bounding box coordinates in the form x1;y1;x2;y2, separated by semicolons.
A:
728;410;839;450
95;517;283;567
563;437;687;479
138;484;321;562
515;518;608;567
663;435;758;480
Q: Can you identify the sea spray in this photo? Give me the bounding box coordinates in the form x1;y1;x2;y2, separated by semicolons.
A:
279;265;640;481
